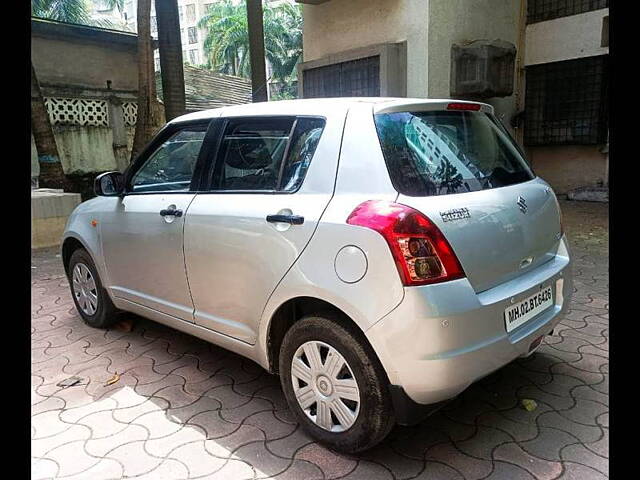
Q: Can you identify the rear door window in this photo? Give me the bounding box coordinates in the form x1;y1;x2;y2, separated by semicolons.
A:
374;111;534;196
209;116;326;192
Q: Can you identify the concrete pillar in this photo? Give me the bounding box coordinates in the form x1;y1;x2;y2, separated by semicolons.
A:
108;96;130;172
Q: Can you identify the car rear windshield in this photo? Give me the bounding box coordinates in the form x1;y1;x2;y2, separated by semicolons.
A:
374;110;534;196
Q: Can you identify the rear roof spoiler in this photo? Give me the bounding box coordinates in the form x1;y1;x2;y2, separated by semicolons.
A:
373;99;493;115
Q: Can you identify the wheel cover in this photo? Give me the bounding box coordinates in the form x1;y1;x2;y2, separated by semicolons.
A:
72;263;98;316
291;340;361;432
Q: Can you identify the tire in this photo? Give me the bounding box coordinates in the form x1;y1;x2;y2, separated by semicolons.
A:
279;313;395;453
68;248;119;329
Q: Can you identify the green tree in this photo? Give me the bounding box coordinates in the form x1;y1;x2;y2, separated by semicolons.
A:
32;0;93;24
32;0;125;28
198;0;302;97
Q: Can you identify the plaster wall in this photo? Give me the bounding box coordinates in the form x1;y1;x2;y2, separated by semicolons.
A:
301;0;429;97
31;36;138;92
525;8;609;66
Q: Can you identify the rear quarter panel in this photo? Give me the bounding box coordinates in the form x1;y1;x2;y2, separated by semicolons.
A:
258;102;405;350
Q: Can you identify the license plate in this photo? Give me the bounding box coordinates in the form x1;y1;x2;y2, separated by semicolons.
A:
504;286;553;332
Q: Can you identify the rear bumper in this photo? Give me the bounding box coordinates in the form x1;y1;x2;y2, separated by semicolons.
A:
367;236;573;412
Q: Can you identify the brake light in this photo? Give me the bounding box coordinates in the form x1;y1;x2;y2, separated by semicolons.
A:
346;201;465;286
447;102;481;111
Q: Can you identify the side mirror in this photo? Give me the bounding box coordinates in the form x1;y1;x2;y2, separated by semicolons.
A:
94;171;125;197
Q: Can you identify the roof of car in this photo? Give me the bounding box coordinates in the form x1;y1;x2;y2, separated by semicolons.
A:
169;97;493;124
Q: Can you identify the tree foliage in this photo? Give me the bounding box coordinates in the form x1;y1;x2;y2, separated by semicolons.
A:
198;0;302;96
31;0;125;28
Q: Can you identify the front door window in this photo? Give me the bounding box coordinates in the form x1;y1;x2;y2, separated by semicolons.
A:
131;128;206;193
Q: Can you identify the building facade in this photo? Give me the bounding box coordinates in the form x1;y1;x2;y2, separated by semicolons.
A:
522;0;609;193
296;0;609;194
31;17;251;186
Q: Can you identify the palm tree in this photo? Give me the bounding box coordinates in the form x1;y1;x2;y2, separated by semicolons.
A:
31;61;69;190
31;0;125;28
32;0;93;24
198;0;302;96
131;0;163;161
155;0;186;121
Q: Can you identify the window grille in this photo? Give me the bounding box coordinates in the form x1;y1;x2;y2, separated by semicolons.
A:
122;102;137;126
524;55;608;146
44;98;109;127
188;27;197;44
303;56;380;98
527;0;608;24
186;4;196;23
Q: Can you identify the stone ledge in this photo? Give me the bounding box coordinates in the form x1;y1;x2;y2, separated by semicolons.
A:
566;186;609;203
32;189;82;219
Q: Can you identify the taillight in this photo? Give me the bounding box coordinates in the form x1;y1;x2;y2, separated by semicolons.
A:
559;205;564;237
346;200;465;286
447;102;481;111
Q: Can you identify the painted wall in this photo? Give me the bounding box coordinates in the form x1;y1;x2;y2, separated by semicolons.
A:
525;8;609;66
52;126;135;175
527;145;606;194
302;0;430;97
301;0;522;130
31;36;138;91
427;0;522;131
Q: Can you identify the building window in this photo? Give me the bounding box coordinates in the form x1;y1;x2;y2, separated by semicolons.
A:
189;49;199;65
151;15;157;34
524;55;608;146
188;27;198;44
601;16;609;47
186;4;196;23
178;6;184;23
303;56;380;98
155;57;161;72
204;3;214;13
527;0;608;24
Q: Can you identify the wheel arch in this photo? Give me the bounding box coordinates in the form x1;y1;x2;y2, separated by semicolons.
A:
264;296;387;379
61;236;86;276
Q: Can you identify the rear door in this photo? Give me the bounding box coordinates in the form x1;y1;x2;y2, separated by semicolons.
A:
183;110;346;343
374;104;562;293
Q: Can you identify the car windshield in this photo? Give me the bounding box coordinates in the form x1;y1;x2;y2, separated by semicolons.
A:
374;110;534;196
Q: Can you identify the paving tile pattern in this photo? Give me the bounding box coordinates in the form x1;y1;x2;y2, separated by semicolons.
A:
31;200;608;479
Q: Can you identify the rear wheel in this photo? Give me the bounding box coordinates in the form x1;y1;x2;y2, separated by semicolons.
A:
279;314;395;453
68;248;118;329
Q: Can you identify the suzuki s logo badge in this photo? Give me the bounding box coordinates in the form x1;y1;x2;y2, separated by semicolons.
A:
517;196;527;214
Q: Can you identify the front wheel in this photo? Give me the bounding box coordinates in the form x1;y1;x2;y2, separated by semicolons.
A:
279;314;395;453
68;248;119;329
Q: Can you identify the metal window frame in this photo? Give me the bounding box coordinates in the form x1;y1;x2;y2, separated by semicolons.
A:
527;0;609;24
297;42;407;98
524;55;608;146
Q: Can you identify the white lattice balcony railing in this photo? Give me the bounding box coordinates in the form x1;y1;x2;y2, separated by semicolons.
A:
122;102;138;126
44;97;110;127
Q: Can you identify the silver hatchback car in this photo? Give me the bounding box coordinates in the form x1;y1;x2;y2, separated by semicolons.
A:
62;98;572;452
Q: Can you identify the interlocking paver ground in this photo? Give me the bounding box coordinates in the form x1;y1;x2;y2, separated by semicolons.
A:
31;199;608;480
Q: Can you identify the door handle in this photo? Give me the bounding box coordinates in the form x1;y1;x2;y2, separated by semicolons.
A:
266;214;304;225
160;208;183;217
